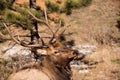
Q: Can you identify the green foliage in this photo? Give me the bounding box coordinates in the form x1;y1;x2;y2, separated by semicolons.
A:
45;0;60;12
64;0;92;15
65;0;92;8
30;9;42;19
45;0;92;14
4;9;21;23
6;7;42;29
0;0;8;11
15;7;28;16
3;8;41;30
0;0;15;11
13;7;32;29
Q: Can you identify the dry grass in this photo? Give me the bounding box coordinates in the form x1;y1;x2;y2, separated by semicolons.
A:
72;46;120;80
64;0;120;46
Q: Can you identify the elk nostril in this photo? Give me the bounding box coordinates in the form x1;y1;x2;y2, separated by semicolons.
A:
53;50;59;54
55;51;58;53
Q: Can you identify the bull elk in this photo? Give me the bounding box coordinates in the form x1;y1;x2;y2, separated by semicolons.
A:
8;46;83;80
2;12;85;80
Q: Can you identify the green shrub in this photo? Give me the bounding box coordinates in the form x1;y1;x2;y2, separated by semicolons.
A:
15;7;42;27
0;0;8;11
45;0;60;12
0;0;15;11
4;9;21;23
15;7;28;16
3;8;36;30
29;9;42;19
64;0;92;15
79;0;92;7
65;0;92;8
45;0;92;14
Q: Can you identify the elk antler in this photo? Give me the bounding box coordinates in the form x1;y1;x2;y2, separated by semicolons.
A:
0;31;10;40
3;22;48;48
27;10;58;44
27;10;71;46
3;23;21;45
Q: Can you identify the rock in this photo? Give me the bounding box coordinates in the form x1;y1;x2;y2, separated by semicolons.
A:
72;44;96;55
79;69;89;74
1;45;31;59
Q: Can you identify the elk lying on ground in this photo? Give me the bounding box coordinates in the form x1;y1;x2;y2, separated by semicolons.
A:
8;46;85;80
2;19;85;80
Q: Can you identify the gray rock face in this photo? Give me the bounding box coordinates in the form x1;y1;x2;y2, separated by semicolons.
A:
70;44;96;74
1;45;31;59
72;44;96;54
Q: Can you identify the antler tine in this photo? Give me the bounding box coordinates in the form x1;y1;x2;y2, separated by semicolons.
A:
49;27;60;44
0;31;10;40
27;10;70;45
3;22;21;45
27;10;58;45
27;10;55;35
49;24;70;44
59;24;71;36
